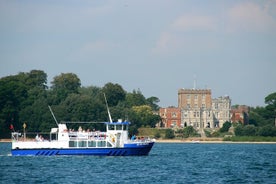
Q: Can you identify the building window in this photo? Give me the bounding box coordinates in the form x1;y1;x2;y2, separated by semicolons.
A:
194;112;196;117
195;104;198;108
187;104;190;108
172;112;177;118
197;112;199;117
202;104;205;108
171;121;176;127
195;95;198;99
187;94;190;99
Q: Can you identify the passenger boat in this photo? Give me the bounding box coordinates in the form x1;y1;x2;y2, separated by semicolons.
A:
11;120;155;156
11;100;155;156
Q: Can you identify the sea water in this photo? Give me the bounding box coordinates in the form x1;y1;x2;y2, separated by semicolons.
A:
0;142;275;184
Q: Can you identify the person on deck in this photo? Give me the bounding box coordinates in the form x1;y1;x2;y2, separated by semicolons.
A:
131;135;136;140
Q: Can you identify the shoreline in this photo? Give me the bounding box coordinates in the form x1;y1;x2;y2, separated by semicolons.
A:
0;139;11;142
156;139;276;144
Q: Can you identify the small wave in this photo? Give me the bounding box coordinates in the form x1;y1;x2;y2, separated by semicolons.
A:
0;153;12;157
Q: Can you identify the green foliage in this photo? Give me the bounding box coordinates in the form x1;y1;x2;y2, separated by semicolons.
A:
125;89;146;107
204;129;211;137
249;92;276;127
220;121;232;133
258;126;276;137
146;96;160;111
234;124;276;137
154;132;161;139
183;126;198;138
165;129;175;139
102;83;126;107
131;105;160;128
0;70;161;138
50;73;81;104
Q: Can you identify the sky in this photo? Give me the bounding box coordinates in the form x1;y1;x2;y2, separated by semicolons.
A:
0;0;275;108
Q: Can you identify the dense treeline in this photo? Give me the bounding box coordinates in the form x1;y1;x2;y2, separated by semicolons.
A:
0;70;161;138
233;92;276;137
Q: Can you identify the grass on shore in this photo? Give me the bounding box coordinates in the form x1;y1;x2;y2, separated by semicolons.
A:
223;136;276;142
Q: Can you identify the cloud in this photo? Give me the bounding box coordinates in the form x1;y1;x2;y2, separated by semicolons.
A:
152;15;218;54
171;15;217;31
152;1;276;55
226;2;276;32
152;32;176;54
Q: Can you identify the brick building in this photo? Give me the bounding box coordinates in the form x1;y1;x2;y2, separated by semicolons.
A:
159;107;181;128
231;105;249;124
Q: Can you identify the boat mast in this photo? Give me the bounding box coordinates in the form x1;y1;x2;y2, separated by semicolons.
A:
48;105;59;127
104;93;113;123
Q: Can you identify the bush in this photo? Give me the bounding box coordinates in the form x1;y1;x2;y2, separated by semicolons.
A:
235;125;257;136
154;132;161;139
220;121;231;133
165;129;175;139
183;126;198;138
258;126;276;136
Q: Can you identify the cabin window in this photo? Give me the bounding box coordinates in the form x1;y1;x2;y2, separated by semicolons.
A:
79;141;87;147
107;142;112;147
116;125;123;130
88;141;96;147
123;125;128;131
97;141;106;147
109;125;115;130
69;141;78;147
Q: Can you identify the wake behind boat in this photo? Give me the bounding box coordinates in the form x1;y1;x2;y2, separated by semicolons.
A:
11;120;155;156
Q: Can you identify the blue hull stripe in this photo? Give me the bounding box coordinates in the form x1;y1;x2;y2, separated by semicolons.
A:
11;143;154;156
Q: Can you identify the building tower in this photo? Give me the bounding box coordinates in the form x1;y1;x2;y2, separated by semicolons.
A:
178;89;212;129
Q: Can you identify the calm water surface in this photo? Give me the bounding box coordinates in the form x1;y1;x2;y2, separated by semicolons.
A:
0;142;276;184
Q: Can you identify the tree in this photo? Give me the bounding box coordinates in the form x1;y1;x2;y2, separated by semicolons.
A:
102;83;126;107
146;96;160;111
220;121;231;133
265;92;276;107
264;92;276;122
25;70;47;90
50;73;81;104
131;105;160;128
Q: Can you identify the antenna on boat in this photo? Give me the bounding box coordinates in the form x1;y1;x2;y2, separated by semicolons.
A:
48;105;59;127
103;93;113;123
